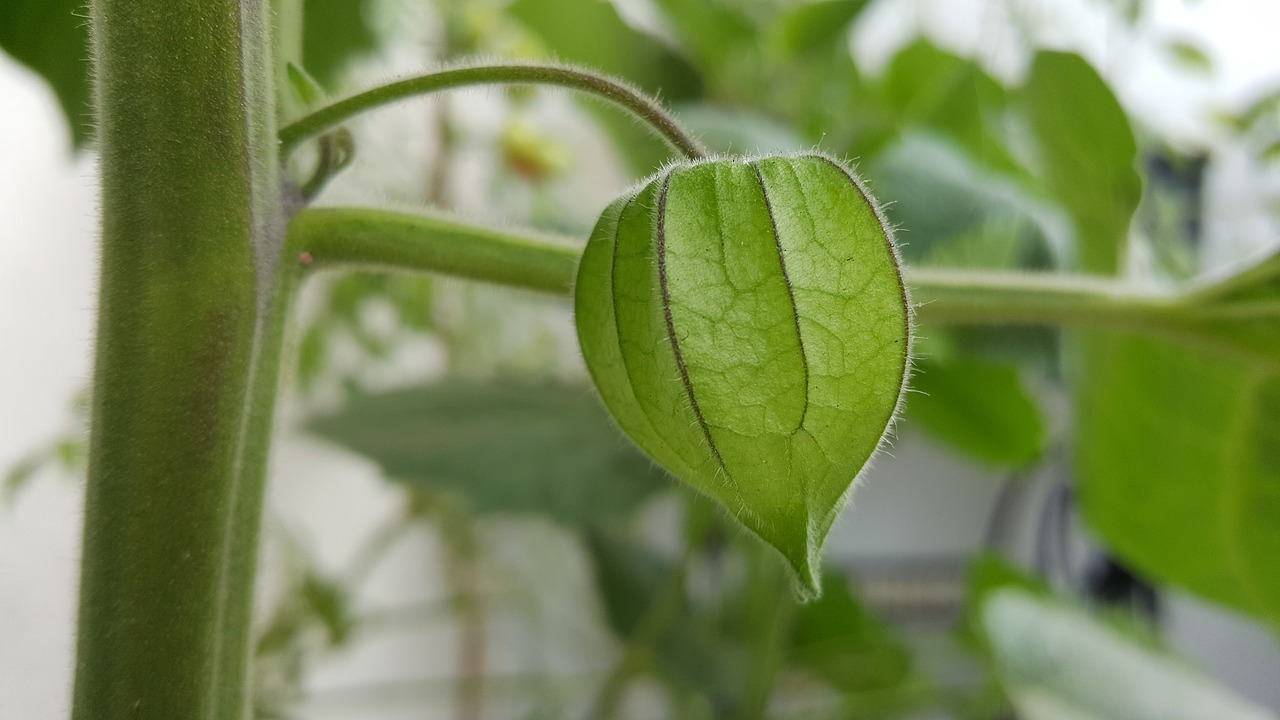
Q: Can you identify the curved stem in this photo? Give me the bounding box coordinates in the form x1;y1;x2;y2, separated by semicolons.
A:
279;62;707;160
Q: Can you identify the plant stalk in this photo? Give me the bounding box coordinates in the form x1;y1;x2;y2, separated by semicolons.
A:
291;207;580;295
289;206;1199;331
74;0;290;718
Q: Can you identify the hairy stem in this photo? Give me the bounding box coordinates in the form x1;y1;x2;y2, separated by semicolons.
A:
75;0;291;718
278;62;707;160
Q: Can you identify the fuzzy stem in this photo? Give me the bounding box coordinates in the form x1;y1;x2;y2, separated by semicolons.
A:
278;62;707;160
74;0;291;718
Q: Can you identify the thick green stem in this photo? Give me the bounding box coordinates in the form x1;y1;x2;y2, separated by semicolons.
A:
75;1;290;718
278;62;708;160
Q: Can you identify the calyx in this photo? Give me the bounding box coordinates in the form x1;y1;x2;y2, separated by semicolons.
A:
575;153;911;597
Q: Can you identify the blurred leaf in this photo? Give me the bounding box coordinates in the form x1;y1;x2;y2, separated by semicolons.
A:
584;527;677;638
4;429;86;503
776;41;876;154
648;0;758;88
589;525;918;714
1162;249;1280;365
1077;333;1280;623
319;272;435;358
3;455;44;504
772;0;871;57
507;0;703;174
880;41;1021;177
584;525;743;707
922;219;1030;269
286;61;326;108
295;323;329;390
509;0;701;99
1262;138;1280;163
1196;245;1280;306
908;356;1045;466
0;0;91;145
1163;39;1212;74
955;555;1050;719
675;103;806;155
302;0;380;88
1215;94;1280;135
1022;51;1142;274
982;589;1279;720
790;573;912;693
301;573;355;646
1172;315;1280;367
1104;0;1143;25
310;381;668;526
385;275;435;331
959;554;1048;650
868;134;1052;269
1234;87;1280;132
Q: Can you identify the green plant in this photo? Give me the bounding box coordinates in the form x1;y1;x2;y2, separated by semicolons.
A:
4;0;1280;718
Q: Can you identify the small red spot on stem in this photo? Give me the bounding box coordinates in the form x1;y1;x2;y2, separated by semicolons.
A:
298;251;314;266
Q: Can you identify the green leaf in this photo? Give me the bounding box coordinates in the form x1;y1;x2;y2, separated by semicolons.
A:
868;134;1052;269
773;0;872;57
1238;87;1280;131
575;154;911;597
309;382;668;526
1195;245;1280;306
584;527;676;638
908;356;1045;466
0;0;91;145
648;0;758;86
675;104;807;155
583;525;742;705
286;61;326;108
1077;332;1280;622
508;0;701;100
1163;39;1213;74
959;554;1049;653
302;0;380;88
506;0;703;174
295;322;329;390
879;40;1021;177
982;589;1278;720
300;572;355;646
1262;138;1280;163
1022;51;1142;274
790;573;912;693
